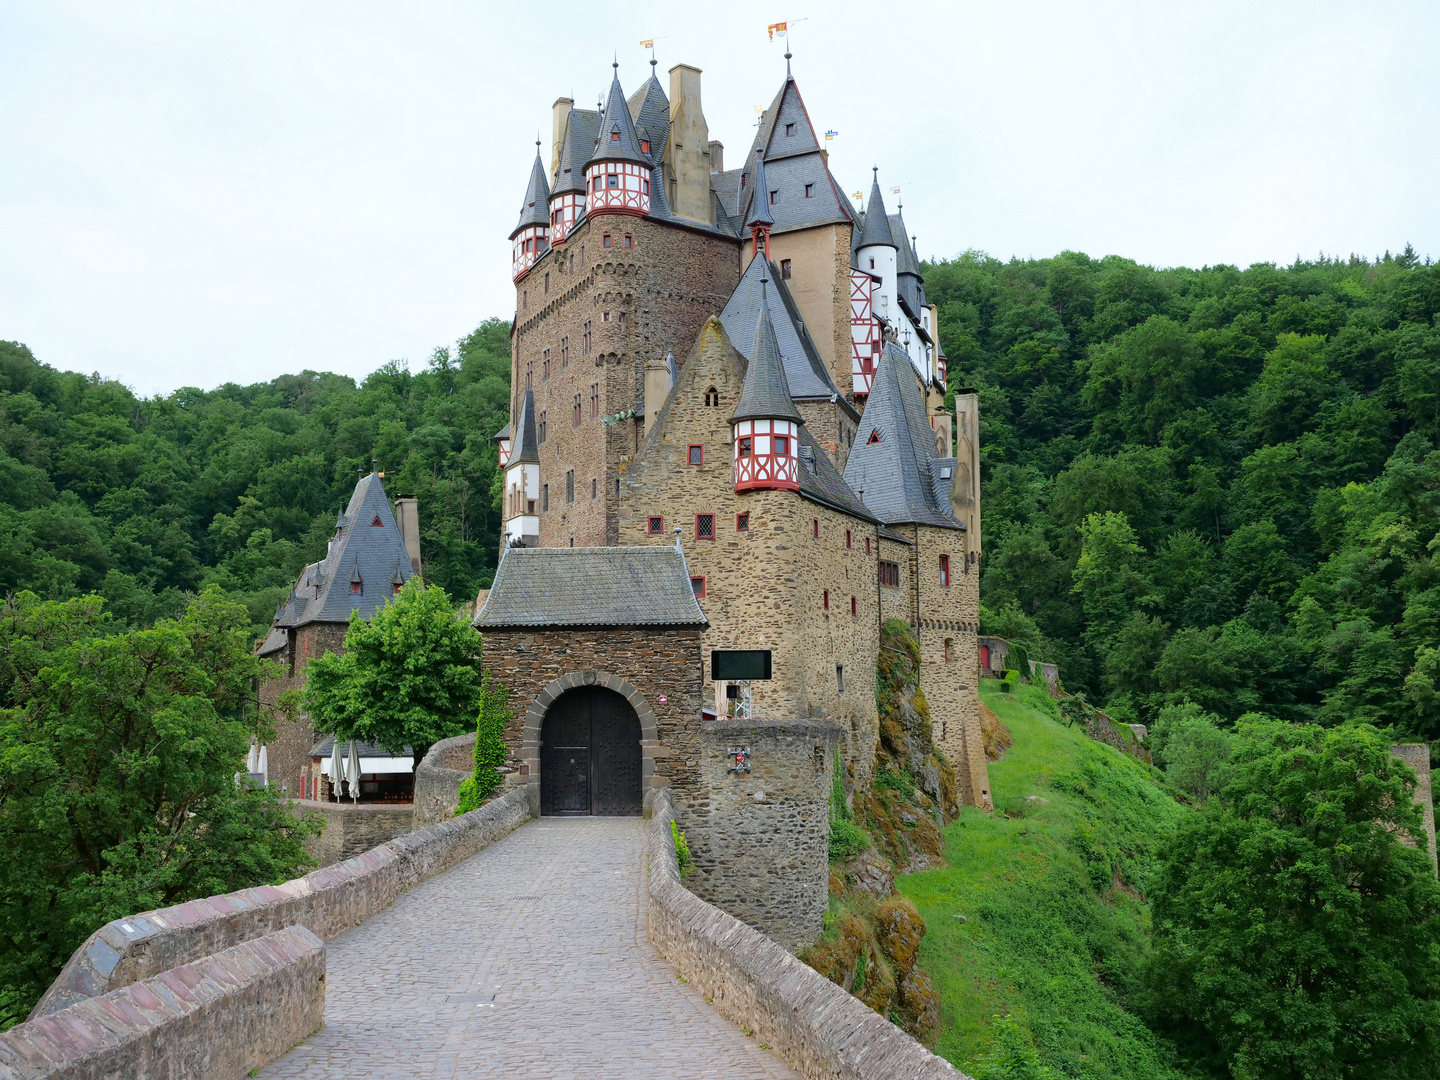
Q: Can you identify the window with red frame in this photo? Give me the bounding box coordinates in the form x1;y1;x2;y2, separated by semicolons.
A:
879;560;900;587
940;554;951;586
647;516;664;535
687;444;703;465
823;589;830;610
850;596;857;616
865;536;872;555
351;582;361;594
736;512;749;532
812;518;819;538
589;383;599;419
696;514;715;540
738;436;752;457
690;576;705;598
845;529;852;548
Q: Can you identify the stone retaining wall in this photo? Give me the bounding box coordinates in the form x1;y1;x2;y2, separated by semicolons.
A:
1393;743;1438;872
413;732;480;828
0;926;324;1080
647;790;969;1080
299;800;416;867
33;786;533;1018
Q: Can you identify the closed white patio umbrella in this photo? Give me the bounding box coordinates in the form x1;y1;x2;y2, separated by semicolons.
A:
257;744;268;786
328;739;343;800
346;739;362;803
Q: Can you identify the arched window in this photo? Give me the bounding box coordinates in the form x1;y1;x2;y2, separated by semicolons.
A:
704;386;720;406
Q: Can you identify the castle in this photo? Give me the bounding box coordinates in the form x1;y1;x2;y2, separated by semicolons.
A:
476;53;992;817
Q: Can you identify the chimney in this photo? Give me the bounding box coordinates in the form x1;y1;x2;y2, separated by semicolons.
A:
667;64;710;224
550;97;573;178
707;139;724;173
393;497;423;576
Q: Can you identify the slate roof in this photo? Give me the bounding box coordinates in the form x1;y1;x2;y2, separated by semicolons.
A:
586;66;651;169
719;255;852;406
731;279;802;424
473;546;708;628
511;145;551;239
257;472;420;638
309;736;413;759
627;64;670;166
857;172;897;249
745;152;775;229
842;342;963;529
796;426;879;523
493;421;511;443
511;388;540;465
552;108;600;196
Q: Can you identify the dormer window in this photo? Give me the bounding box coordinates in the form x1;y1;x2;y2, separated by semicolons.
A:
867;429;881;444
611;130;620;141
804;183;814;198
785;123;795;137
371;515;383;526
351;582;361;594
640;138;650;154
769;190;778;205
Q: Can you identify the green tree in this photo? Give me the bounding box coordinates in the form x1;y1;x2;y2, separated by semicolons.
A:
1146;720;1440;1079
0;588;316;1027
1072;512;1157;650
302;577;481;768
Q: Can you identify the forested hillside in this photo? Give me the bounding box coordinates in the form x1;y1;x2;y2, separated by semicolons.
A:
0;319;511;638
928;247;1440;743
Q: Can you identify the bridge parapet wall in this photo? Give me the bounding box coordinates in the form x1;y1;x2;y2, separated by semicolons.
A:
0;927;323;1080
648;789;970;1080
31;786;533;1020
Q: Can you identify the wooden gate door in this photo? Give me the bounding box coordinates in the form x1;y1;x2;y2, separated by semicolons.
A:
540;687;642;816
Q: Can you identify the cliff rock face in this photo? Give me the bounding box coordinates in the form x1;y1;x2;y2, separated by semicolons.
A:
802;619;1003;1044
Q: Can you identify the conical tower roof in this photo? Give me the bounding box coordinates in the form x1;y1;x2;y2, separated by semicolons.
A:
511;387;540;464
857;169;897;249
627;60;670;164
510;143;552;239
745;152;775;229
586;64;651;169
731;278;803;425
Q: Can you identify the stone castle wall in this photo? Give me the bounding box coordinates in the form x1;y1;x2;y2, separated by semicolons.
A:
760;222;857;416
258;621;349;799
683;719;842;949
298;800;416;867
1393;743;1438;872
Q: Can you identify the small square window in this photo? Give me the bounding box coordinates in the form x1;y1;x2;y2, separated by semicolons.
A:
688;444;703;466
603;233;612;248
775;435;789;455
696;514;715;540
781;259;792;279
690;576;706;598
785;122;796;137
648;515;664;535
738;436;752;458
736;512;749;532
607;173;619;188
624;234;633;249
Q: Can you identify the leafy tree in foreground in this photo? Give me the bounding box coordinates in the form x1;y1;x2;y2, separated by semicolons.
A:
302;577;481;770
0;587;316;1028
456;667;512;814
1145;720;1440;1079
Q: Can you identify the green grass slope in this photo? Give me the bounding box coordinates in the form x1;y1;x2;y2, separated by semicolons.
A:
901;679;1190;1079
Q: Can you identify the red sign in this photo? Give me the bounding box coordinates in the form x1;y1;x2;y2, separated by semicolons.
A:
656;695;668;705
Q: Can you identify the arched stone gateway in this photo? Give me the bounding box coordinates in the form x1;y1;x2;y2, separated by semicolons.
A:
540;686;644;816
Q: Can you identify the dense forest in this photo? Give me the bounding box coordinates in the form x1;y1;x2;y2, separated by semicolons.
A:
0;319;512;642
926;246;1440;746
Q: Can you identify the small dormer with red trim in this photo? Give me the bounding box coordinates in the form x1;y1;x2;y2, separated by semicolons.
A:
511;141;551;282
745;150;775;264
731;275;803;493
584;63;652;219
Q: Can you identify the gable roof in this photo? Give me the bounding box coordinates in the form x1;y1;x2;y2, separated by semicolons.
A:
511;145;551;239
586;66;651;169
842;342;961;529
796;426;879;523
719;255;851;405
731;278;802;424
259;472;420;635
857;171;897;250
552;108;601;197
474;545;708;629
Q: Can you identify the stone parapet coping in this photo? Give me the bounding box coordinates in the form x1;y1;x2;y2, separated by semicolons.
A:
0;926;324;1080
31;786;534;1019
646;789;970;1080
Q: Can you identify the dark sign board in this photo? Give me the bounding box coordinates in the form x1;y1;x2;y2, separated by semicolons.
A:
710;649;773;681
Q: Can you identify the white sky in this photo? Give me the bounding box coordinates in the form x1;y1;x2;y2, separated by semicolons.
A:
2;0;1437;396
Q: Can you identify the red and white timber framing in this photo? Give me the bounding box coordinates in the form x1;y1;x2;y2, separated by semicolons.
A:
585;161;650;217
497;433;512;468
512;225;548;281
733;418;800;492
550;191;584;246
850;270;881;397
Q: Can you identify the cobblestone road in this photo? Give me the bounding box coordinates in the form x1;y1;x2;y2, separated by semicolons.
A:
258;816;800;1079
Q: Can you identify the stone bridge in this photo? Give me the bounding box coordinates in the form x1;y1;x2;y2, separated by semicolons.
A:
1;778;966;1080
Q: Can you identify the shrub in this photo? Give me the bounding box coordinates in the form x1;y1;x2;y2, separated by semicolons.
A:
671;820;693;876
974;1014;1059;1080
830;819;872;862
456;668;512;815
1007;644;1031;683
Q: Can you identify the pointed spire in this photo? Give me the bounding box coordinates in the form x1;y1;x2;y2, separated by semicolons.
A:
745;151;774;229
586;65;649;168
732;275;803;425
510;143;552;239
511;387;540;465
858;168;897;249
785;50;792;80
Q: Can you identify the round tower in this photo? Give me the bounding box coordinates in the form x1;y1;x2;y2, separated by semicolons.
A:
585;63;652;218
511;141;551;282
731;276;804;493
855;168;898;321
549;105;592;247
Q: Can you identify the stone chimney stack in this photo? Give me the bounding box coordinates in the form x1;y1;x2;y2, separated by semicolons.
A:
393;497;423;576
667;64;710;224
550;97;573;177
707;139;724;173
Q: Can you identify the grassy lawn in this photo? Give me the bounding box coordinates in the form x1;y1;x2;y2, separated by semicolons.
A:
900;679;1189;1079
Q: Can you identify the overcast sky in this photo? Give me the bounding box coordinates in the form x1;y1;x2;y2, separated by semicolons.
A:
2;0;1437;397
